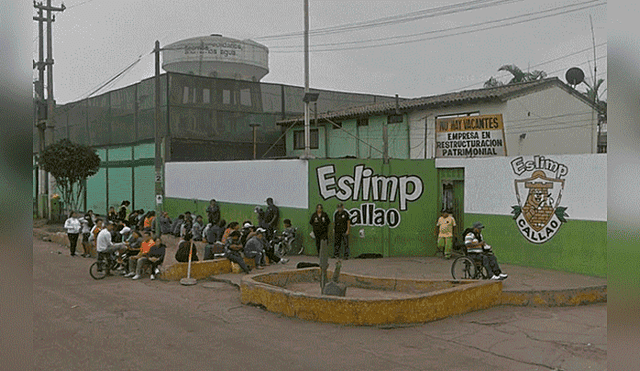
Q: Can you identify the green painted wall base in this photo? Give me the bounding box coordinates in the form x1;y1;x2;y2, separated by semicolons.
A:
465;213;606;277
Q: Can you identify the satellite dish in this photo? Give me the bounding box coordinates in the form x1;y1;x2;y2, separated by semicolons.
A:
565;67;585;87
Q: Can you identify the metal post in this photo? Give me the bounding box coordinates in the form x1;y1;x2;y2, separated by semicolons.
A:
250;124;260;159
35;4;46;218
303;0;310;158
154;41;164;234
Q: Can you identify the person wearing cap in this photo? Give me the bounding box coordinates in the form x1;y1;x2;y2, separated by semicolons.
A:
224;230;251;274
333;203;351;259
436;209;457;259
256;227;289;265
463;222;508;280
240;221;256;247
206;199;220;226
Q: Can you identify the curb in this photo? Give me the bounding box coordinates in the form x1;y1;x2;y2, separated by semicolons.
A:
501;285;607;307
240;269;504;326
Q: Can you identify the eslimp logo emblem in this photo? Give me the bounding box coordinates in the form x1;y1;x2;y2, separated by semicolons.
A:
510;156;569;244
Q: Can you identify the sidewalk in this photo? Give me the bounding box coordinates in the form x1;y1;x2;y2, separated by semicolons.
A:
34;221;606;306
208;253;607;293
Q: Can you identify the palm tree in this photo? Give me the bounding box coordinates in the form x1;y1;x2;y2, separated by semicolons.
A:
484;64;547;88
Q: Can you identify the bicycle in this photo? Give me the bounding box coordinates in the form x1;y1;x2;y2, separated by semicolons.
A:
272;227;299;257
89;246;129;280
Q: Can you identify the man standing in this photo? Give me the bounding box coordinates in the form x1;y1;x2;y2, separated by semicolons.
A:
264;197;279;241
436;209;456;259
63;211;82;257
206;199;220;226
464;222;508;280
309;204;331;255
333;203;351;259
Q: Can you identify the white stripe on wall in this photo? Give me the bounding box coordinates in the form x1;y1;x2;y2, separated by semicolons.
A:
165;159;309;209
436;154;607;221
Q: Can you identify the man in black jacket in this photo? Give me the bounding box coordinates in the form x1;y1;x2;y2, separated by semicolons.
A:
309;204;331;255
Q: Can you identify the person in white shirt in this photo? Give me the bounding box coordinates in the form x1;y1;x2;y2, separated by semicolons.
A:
64;211;82;257
96;222;126;275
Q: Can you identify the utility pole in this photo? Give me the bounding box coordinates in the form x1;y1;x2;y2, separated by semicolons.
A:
303;0;310;159
250;124;260;159
154;40;164;235
33;0;65;218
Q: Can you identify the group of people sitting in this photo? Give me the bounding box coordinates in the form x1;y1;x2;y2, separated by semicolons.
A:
173;218;293;274
64;202;167;280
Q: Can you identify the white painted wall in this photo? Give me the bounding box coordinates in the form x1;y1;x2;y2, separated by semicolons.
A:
503;87;597;155
436;154;607;221
408;84;598;159
165;159;309;209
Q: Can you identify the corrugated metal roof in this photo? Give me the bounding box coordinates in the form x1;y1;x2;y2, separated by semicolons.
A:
277;77;597;125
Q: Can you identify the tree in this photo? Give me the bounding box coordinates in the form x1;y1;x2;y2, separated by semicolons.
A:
484;64;547;88
38;139;101;216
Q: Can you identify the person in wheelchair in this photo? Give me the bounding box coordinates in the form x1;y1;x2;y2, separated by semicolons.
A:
463;222;508;280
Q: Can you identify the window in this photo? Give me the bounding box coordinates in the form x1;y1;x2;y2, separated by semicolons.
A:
387;114;403;124
357;118;369;126
182;87;189;104
203;89;210;104
240;88;252;106
293;129;319;149
222;89;231;104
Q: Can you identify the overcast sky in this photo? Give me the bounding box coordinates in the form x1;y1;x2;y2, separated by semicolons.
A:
33;0;607;104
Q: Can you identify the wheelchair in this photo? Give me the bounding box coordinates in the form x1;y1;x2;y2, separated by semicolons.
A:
450;241;489;280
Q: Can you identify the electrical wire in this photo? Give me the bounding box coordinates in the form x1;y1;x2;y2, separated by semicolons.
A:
269;1;605;53
269;0;603;50
255;0;520;41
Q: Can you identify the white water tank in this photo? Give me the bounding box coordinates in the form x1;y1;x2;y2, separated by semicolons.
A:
162;34;269;81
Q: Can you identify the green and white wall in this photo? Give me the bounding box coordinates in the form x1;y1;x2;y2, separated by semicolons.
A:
437;153;606;277
163;153;605;277
84;142;156;214
164;159;310;233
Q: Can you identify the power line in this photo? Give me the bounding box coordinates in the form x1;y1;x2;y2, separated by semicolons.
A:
269;0;603;50
255;0;520;41
270;0;605;53
448;53;607;93
65;0;99;10
72;53;146;101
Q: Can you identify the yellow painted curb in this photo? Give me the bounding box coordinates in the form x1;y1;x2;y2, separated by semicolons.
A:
240;269;503;326
501;285;607;307
161;257;265;281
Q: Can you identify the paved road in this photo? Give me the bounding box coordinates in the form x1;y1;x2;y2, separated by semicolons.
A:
34;235;606;371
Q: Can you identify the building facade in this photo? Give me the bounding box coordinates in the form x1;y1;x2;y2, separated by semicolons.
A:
33;72;400;214
279;78;606;159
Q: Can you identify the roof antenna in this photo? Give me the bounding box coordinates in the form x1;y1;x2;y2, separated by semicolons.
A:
395;94;399;114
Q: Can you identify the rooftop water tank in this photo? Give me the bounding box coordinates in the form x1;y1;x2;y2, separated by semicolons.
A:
162;34;269;81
